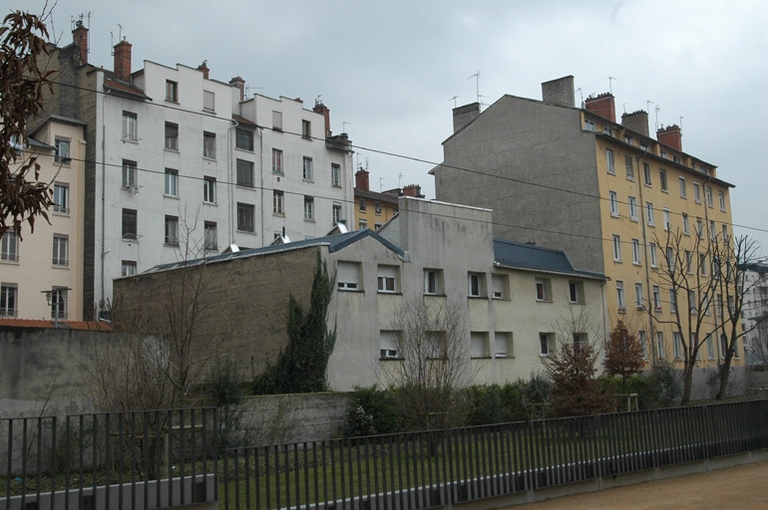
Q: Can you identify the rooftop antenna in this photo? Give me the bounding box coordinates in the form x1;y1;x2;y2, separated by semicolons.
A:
679;116;684;131
654;105;660;132
245;86;263;97
575;87;584;106
449;95;459;108
379;177;384;192
315;95;322;106
468;70;486;104
608;76;617;94
342;121;351;133
398;172;403;188
622;102;627;113
110;24;124;55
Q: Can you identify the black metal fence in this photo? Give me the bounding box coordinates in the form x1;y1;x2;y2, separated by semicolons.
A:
1;408;218;510
220;399;768;510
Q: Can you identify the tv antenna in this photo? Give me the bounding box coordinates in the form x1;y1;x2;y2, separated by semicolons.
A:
608;76;617;94
467;70;487;104
110;24;125;54
379;178;384;192
679;116;684;131
398;173;403;188
575;87;584;106
245;86;263;97
655;105;660;132
342;121;351;133
449;95;459;108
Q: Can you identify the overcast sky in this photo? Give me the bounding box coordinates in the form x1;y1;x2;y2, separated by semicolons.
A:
21;0;768;256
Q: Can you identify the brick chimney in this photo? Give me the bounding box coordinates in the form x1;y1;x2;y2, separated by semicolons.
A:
229;76;245;102
541;75;575;107
355;169;370;192
197;61;209;80
72;20;88;65
453;102;480;133
313;102;331;137
584;93;616;123
402;184;423;197
657;125;682;151
621;110;649;137
113;39;132;82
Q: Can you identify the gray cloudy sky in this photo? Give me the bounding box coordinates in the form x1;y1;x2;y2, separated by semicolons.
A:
22;0;768;254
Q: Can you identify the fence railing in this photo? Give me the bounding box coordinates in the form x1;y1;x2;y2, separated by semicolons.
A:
1;408;218;510
220;399;768;510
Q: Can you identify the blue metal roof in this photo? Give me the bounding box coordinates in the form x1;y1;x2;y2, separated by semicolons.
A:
139;229;404;275
493;238;605;280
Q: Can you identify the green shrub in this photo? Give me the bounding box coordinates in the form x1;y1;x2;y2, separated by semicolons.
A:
345;386;398;437
499;380;529;422
466;385;503;425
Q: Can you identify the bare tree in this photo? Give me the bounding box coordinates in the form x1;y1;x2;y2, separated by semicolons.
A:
380;297;472;431
710;235;766;399
651;229;721;404
604;319;644;389
1;10;56;237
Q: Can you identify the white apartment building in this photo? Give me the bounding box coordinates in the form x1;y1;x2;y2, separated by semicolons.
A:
38;24;354;319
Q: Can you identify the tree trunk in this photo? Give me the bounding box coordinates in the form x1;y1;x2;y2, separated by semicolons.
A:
717;354;733;400
682;361;694;404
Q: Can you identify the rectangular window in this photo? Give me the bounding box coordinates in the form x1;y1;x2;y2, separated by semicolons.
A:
332;203;342;224
700;253;708;277
237;202;254;232
709;220;717;240
337;261;360;290
657;332;665;360
696;218;704;239
635;283;644;310
612;234;622;262
165;80;178;102
683;214;690;235
121;260;137;277
331;163;341;187
625;155;634;180
272;110;283;130
164;122;178;151
121;208;137;240
203;90;215;112
375;202;382;215
646;202;655;226
689;290;697;313
272;148;283;174
719;190;726;211
535;278;551;302
164;215;179;245
358;219;368;230
380;331;400;359
628;196;638;220
669;289;677;313
653;285;661;311
377;265;398;293
639;330;648;359
609;190;619;217
663;208;671;231
203;221;217;251
164;168;178;197
203;131;216;159
659;169;668;191
424;269;442;295
616;280;626;311
631;238;641;265
122;111;137;141
303;157;313;181
54;138;71;164
273;190;284;215
707;334;715;359
51;287;67;319
674;332;683;359
53;183;69;214
359;198;367;212
539;333;554;356
706;186;713;207
584;119;595;131
679;176;687;198
52;234;69;266
492;274;508;299
235;128;254;151
722;224;729;240
302;119;311;139
203;176;216;203
685;250;693;274
304;196;315;220
569;280;584;304
667;247;675;272
122;159;137;189
471;332;489;358
495;332;511;358
693;182;701;202
469;272;485;297
650;243;658;268
606;149;615;174
643;162;652;186
236;159;254;187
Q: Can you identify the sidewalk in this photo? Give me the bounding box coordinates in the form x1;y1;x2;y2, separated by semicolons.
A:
505;460;768;509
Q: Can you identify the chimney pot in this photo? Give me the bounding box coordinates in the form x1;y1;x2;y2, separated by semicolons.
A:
541;75;575;107
621;110;649;137
313;102;331;137
113;40;132;82
229;76;245;102
452;102;480;133
72;21;89;65
657;124;682;151
197;61;209;80
355;169;370;192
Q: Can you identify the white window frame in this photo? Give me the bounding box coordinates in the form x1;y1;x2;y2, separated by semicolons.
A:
491;273;508;299
237;159;254;188
649;243;658;268
635;283;644;310
203;90;215;112
377;265;398;293
272;148;283;174
612;234;622;262
53;183;70;214
706;185;713;207
203;131;216;159
121;260;137;277
52;234;69;266
657;332;665;360
631;238;641;265
54;138;71;164
683;214;690;235
606;149;615;174
204;221;217;251
659;169;667;191
628;196;638;221
539;333;554;356
304;196;315;221
535;277;551;302
625;155;634;180
569;280;584;304
616;280;626;311
643;162;652;186
337;261;360;290
122;208;138;241
164;168;178;197
494;332;511;358
468;272;485;298
122;111;137;141
273;190;284;215
332;203;342;224
693;182;701;202
609;190;619;217
331;163;342;187
679;176;687;198
237;202;255;233
164;122;178;151
719;190;726;211
51;287;68;320
203;176;216;204
646;202;655;226
669;289;677;313
424;269;441;295
164;215;179;246
663;208;671;231
122;160;137;189
653;285;661;312
303;156;314;181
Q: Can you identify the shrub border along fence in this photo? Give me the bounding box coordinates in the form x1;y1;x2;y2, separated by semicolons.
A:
2;400;768;510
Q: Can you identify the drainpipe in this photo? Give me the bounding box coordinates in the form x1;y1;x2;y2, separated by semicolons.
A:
100;91;108;317
637;154;657;365
258;126;265;243
228;119;239;246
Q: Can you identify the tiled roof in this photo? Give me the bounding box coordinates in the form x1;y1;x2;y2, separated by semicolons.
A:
493;238;606;280
103;76;151;100
139;229;405;275
0;318;112;331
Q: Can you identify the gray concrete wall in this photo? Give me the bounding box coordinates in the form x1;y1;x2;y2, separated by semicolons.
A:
435;96;604;273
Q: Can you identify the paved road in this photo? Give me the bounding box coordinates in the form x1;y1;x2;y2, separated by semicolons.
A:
505;460;768;509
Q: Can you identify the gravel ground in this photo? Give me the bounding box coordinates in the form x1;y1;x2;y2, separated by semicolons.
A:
505;460;768;509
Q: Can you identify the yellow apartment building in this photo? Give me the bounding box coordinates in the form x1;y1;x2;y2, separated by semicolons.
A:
354;169;423;231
